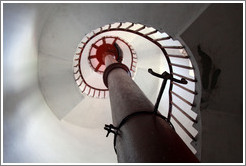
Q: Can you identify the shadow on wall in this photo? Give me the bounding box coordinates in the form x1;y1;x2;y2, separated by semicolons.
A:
3;85;44;162
197;45;221;109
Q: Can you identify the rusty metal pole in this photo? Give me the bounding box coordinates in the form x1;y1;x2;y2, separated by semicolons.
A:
104;55;199;163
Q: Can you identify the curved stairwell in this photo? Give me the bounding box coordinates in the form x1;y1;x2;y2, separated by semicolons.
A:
68;22;202;159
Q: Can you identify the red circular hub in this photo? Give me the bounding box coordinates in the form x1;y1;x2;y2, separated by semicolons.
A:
88;37;122;73
94;43;118;65
74;33;137;98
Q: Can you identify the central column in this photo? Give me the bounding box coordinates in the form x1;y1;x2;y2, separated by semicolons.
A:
104;54;199;163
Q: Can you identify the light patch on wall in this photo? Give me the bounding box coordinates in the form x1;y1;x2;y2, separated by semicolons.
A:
189;60;195;77
3;4;38;93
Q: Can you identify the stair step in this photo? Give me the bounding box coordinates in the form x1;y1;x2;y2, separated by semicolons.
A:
138;27;156;35
120;22;133;29
158;39;183;47
110;22;121;29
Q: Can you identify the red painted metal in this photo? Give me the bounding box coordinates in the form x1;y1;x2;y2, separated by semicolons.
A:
88;37;134;74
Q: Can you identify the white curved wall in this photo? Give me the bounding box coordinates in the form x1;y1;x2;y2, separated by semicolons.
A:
3;4;116;163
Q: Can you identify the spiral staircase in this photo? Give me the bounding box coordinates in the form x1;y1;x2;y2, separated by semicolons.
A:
39;21;202;159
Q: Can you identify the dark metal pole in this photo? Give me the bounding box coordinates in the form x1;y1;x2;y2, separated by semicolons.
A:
148;68;188;118
104;55;199;163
